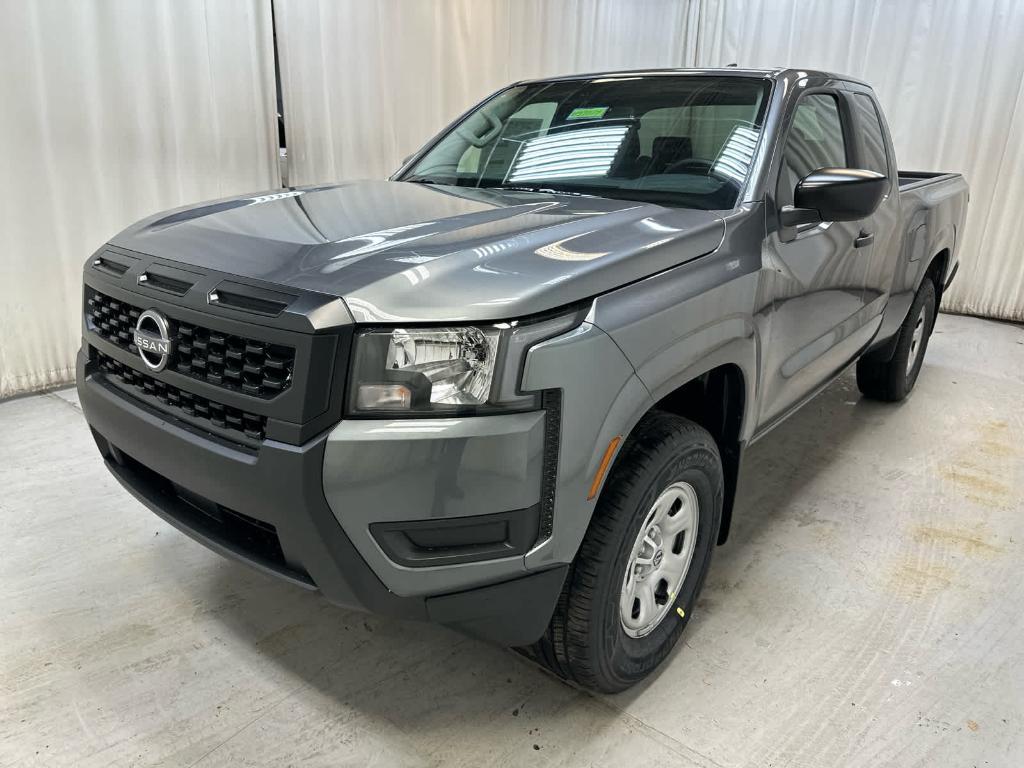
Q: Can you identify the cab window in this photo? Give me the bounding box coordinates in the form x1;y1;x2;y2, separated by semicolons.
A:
853;94;889;176
776;93;848;209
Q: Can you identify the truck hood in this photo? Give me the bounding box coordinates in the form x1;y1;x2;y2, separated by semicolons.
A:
112;180;725;323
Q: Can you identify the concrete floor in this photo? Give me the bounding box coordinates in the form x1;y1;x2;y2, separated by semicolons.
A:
2;312;1022;767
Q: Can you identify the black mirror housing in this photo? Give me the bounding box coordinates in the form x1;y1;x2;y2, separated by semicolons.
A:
793;167;889;222
779;205;821;228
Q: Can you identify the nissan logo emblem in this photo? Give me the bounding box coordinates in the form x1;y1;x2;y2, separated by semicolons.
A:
133;309;174;371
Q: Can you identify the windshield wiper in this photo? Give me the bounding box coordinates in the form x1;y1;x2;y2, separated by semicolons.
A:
483;184;588;197
404;178;449;186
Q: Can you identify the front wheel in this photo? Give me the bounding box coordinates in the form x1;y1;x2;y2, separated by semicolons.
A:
857;278;937;402
524;412;722;693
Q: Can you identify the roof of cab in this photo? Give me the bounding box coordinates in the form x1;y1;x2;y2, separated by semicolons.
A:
516;67;869;87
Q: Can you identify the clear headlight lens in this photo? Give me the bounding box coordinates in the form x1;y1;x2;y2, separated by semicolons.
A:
350;326;505;414
348;312;586;416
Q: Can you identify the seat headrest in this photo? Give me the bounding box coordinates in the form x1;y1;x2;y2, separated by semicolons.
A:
652;136;693;162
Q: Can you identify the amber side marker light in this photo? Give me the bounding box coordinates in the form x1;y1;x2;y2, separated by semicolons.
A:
587;436;622;500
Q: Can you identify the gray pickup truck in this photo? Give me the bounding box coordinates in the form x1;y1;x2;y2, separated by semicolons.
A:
77;68;967;692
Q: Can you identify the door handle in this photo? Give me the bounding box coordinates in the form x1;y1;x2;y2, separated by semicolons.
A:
855;231;874;249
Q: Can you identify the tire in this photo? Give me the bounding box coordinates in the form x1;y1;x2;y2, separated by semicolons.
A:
524;412;723;693
857;278;937;402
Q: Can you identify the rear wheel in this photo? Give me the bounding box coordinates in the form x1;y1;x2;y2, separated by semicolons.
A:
524;412;722;693
857;278;937;401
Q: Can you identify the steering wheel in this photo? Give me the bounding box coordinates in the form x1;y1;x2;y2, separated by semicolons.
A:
664;157;737;185
665;158;715;175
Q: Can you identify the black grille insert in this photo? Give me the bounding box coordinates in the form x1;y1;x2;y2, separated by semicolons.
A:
95;351;267;442
87;292;141;348
87;289;296;398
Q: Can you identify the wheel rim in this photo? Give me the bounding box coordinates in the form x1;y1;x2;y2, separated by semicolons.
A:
619;481;700;638
906;304;927;377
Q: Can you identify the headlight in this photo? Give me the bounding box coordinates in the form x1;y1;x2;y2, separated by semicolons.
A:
347;311;585;416
352;326;502;412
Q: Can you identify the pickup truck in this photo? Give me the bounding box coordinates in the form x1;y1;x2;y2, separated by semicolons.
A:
77;68;968;693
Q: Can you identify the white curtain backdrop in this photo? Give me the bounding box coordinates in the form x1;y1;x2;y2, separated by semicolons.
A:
3;0;1022;398
275;0;697;185
690;0;1024;321
277;0;1024;322
0;0;279;399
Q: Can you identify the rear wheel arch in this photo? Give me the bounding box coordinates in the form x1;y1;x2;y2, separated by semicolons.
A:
924;247;950;304
870;246;951;364
857;277;936;401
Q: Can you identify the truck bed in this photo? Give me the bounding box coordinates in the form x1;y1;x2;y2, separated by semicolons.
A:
898;170;963;190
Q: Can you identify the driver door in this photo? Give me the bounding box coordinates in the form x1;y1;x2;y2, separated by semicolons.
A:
757;89;873;429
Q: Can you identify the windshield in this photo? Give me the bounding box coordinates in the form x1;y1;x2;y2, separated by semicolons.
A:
401;75;771;210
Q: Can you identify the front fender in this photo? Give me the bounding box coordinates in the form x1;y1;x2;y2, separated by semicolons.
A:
591;247;763;442
520;321;653;570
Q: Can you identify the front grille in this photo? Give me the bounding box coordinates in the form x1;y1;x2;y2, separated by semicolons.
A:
87;290;295;399
96;351;267;441
88;292;140;348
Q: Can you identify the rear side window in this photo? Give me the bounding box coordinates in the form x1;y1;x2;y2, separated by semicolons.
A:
776;93;848;208
853;94;889;176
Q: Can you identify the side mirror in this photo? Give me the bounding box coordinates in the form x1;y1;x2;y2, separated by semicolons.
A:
780;167;889;227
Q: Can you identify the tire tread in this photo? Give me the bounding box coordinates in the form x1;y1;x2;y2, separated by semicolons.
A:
524;412;721;692
857;278;936;402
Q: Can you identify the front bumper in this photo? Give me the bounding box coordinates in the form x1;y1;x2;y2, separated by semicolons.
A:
77;349;567;646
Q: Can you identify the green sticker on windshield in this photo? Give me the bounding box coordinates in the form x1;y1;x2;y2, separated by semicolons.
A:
567;106;609;120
